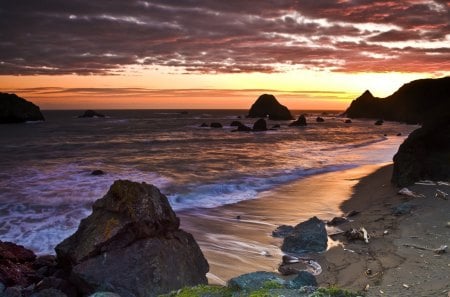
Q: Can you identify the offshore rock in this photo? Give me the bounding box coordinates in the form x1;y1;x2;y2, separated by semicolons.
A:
247;94;293;120
289;115;307;127
55;180;208;297
252;118;268;131
210;122;223;128
392;116;450;186
78;110;105;118
316;117;325;123
0;93;45;123
281;217;327;254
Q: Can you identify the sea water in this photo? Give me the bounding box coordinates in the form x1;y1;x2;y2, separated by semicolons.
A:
0;110;417;254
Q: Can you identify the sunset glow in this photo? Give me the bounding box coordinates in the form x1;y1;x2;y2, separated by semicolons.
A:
1;1;449;109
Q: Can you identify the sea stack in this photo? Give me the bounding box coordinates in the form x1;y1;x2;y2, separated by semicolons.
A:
55;180;209;297
0;93;45;123
247;94;293;120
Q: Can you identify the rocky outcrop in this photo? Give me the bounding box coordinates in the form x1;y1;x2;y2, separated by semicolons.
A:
0;93;45;123
78;110;105;118
392;116;450;186
247;94;293;120
55;180;208;297
0;241;37;287
252;119;268;131
289;115;307;127
281;217;327;254
344;77;450;124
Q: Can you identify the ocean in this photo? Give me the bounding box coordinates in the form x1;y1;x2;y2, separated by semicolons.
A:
0;109;417;256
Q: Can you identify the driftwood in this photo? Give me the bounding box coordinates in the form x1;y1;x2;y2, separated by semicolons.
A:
402;243;447;254
344;227;369;243
435;189;448;200
398;187;425;198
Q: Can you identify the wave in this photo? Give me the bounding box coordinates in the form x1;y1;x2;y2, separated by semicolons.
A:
168;164;355;210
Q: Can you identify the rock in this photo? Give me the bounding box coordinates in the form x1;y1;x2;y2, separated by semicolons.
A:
272;225;294;238
326;217;348;226
228;272;284;291
345;210;360;217
0;241;37;287
396;132;402;136
199;123;208;127
236;124;252;132
90;170;105;176
230;121;243;127
289;115;307;127
88;293;121;297
55;180;208;297
344;76;450;124
286;271;317;289
247;94;293;120
281;217;328;254
344;119;352;123
2;286;22;297
78;110;105;118
252;119;267;131
374;119;384;125
210;122;222;128
0;93;45;123
392;116;450;186
30;288;67;297
316;117;325;123
391;202;415;215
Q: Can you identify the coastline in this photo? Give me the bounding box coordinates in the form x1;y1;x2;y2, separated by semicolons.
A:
179;163;449;296
178;163;389;285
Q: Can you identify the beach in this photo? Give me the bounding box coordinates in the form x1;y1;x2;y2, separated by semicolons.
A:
180;163;449;296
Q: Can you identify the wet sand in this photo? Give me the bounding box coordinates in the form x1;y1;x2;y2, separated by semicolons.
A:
179;164;449;296
178;164;386;285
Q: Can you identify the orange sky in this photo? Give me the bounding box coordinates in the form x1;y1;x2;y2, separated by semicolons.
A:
1;1;449;110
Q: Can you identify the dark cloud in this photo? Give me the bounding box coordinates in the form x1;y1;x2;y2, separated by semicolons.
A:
0;0;448;75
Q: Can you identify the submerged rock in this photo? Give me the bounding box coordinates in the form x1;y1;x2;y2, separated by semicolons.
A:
0;93;45;123
55;180;208;297
78;110;105;118
210;122;223;128
289;115;307;127
281;217;327;254
247;94;293;120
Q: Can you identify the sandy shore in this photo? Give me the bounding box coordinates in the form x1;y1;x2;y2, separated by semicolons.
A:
317;165;449;296
179;164;449;296
178;164;388;284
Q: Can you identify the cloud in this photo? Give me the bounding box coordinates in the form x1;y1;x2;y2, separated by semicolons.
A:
0;0;449;75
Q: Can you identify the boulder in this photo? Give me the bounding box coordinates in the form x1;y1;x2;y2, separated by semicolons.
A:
344;119;352;124
0;93;45;123
281;217;327;254
0;241;37;287
236;124;252;132
247;94;293;120
55;180;208;297
392;116;450;186
344;76;450;124
286;271;317;289
289;115;307;127
252;119;267;131
78;110;105;118
228;272;284;291
315;117;325;123
210;122;223;128
374;119;384;125
272;225;294;238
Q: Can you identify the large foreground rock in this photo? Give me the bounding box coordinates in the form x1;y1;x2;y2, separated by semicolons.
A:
247;94;293;120
0;93;45;123
281;217;327;254
55;180;208;297
392;116;450;186
344;76;450;124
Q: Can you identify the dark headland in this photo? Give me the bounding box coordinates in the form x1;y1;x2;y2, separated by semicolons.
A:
0;92;45;123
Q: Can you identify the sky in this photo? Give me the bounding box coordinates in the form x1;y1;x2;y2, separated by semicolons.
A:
1;0;449;110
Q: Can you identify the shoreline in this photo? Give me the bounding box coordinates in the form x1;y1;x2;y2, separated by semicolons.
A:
178;163;389;285
179;163;449;296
